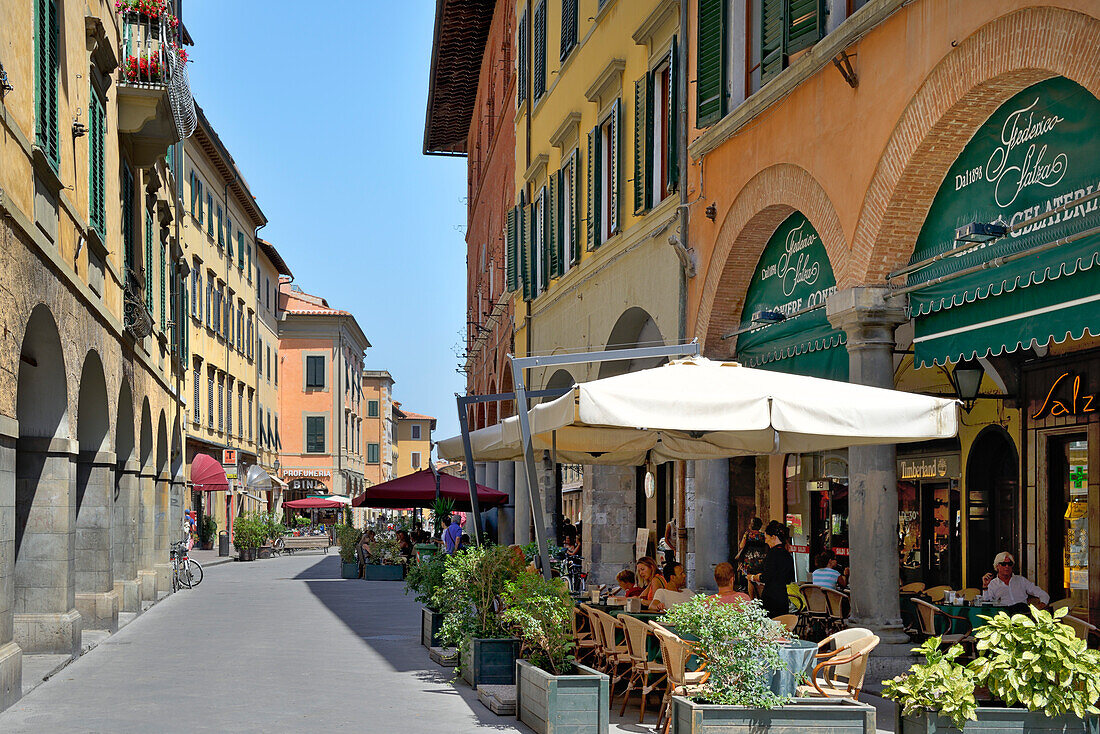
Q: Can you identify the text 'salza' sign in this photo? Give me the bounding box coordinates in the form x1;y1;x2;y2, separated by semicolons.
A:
1032;372;1097;419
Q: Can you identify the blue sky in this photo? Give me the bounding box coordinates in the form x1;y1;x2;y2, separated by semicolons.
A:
185;2;468;448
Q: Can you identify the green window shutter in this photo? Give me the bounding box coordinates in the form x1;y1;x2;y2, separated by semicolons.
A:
181;288;189;360
633;74;650;216
786;0;825;55
667;36;681;192
586;126;601;249
539;188;550;291
238;232;245;268
159;241;166;330
533;1;546;100
144;208;154;311
189;171;197;216
247;242;252;273
88;87;106;238
206;194;213;235
34;0;60;169
122;166;135;273
696;0;725;127
548;171;561;278
197;180;203;220
560;0;577;61
226;220;233;263
760;0;785;84
520;204;533;301
517;11;528;105
609;99;621;235
506;206;518;292
569;151;581;264
217;207;224;247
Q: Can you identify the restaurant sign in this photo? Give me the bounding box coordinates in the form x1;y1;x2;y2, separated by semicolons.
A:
898;454;961;481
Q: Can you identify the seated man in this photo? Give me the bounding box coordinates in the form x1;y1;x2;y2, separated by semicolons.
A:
811;551;843;589
982;551;1049;610
713;561;750;605
614;569;642;598
651;562;695;611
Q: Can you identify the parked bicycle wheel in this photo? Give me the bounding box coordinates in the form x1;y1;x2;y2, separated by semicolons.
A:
185;559;203;587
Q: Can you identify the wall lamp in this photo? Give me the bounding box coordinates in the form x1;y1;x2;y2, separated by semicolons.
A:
950;358;984;412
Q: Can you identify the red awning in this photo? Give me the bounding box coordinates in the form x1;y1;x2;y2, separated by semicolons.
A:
284;497;346;509
191;453;228;492
351;469;508;511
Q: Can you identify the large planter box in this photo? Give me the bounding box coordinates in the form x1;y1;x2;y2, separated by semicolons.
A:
362;564;404;581
460;638;521;688
671;696;876;734
421;606;444;648
898;708;1100;733
515;658;609;734
340;561;359;579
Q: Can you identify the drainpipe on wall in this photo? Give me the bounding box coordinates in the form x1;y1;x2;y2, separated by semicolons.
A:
676;0;692;579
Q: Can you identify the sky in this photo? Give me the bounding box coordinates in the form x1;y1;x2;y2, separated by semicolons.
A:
184;2;468;449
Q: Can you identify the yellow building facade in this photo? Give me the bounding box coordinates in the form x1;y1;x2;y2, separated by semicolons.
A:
394;406;435;477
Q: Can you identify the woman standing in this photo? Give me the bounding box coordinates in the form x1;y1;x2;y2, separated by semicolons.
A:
748;521;795;618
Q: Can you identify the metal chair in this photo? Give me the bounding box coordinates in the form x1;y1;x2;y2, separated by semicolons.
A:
650;622;708;734
797;583;831;639
799;633;881;701
618;614;667;722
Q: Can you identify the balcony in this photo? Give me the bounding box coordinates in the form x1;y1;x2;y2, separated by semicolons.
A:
115;3;196;167
123;268;154;339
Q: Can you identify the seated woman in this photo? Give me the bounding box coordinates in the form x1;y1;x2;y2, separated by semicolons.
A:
396;530;414;560
614;569;642;597
635;557;666;606
563;534;581;556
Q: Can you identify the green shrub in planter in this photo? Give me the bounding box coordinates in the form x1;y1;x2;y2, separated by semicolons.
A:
405;550;447;606
335;524;362;564
500;571;575;675
200;515;217;548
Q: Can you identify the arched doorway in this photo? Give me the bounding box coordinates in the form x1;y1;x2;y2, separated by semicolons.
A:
15;305;78;655
965;427;1019;588
113;379;139;611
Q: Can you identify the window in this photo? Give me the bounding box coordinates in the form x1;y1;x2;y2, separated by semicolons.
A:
634;46;679;214
226;220;233;264
207;372;214;429
560;0;578;61
368;400;379;418
226;378;233;435
533;187;546;293
237;232;245;269
34;0;60;170
411;424;422;440
223;288;232;337
306;416;325;453
246;243;252;278
217;374;224;431
205;276;213;327
216;206;224;248
532;0;547;100
88;86;106;238
275;415;281;450
368;443;380;464
193;364;201;425
236;302;244;352
586;101;621;249
274;350;278;384
306;355;325;389
246;313;254;359
559;151;580;269
144;209;154;312
190;172;201;218
517;9;528;106
238;387;243;438
266;345;271;381
191;266;199;318
506;207;519;293
247;393;253;441
206;193;214;236
411;452;422;470
257;408;264;448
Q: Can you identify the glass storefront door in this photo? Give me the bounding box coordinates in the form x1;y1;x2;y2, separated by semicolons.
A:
1048;435;1089;612
898;479;962;588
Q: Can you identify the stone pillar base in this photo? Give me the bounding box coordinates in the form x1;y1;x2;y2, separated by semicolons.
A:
861;642;919;693
138;570;157;602
13;609;82;658
154;563;172;595
0;641;22;713
114;579;141;613
75;590;119;632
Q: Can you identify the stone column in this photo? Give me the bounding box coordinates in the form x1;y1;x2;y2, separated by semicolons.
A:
136;467;157;602
169;477;185;559
154;473;172;594
470;463;487;536
827;286;912;685
692;459;730;593
582;465;636;587
538;452;558;544
112;460;141;613
13;437;81;658
74;450;118;632
0;417;23;710
496;461;515;545
513;461;531;545
482;462;499;544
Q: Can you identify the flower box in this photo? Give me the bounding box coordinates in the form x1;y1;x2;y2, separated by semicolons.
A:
897;709;1100;733
361;563;403;581
671;696;876;734
460;637;521;689
421;606;444;648
515;659;609;734
340;561;359;579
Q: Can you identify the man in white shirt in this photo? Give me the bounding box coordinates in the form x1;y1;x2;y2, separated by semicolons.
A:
982;551;1049;608
651;562;695;611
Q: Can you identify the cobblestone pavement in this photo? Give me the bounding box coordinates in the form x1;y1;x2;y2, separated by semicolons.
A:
0;553;893;732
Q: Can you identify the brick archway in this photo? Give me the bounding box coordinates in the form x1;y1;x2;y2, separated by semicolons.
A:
695;163;846;356
852;6;1100;283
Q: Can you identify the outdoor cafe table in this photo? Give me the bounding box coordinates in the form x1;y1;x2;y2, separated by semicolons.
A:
936;603;1004;634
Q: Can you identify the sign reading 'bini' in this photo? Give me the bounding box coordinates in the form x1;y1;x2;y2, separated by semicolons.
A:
1032;372;1097;419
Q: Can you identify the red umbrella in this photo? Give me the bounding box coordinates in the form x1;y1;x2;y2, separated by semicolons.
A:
284;497;346;509
352;469;508;511
191;453;228;492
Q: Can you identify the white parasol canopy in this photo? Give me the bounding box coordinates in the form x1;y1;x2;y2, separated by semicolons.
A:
438;357;958;465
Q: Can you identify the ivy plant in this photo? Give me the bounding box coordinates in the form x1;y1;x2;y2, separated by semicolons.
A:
969;606;1100;719
500;572;575;676
883;638;977;729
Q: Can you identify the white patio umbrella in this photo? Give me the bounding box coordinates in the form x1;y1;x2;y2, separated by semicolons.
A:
438;357;958;464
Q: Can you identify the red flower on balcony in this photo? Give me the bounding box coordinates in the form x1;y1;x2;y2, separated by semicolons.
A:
125;54;163;83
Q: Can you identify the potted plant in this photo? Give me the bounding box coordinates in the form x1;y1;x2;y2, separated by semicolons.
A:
258;513;285;559
200;515;217;551
432;544;526;688
362;532;404;581
405;552;448;648
664;595;876;733
336;524;362;579
430;497;454;538
885;606;1100;733
232;515;253;561
504;571;609;733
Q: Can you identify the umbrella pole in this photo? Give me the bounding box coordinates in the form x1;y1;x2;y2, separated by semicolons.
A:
456;395;485;547
510;358;552;581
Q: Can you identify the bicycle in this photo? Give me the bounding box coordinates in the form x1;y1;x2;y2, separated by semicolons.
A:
554;552;588;594
170;541;204;590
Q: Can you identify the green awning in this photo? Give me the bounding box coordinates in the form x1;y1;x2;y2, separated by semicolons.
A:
913;257;1100;368
736;310;849;381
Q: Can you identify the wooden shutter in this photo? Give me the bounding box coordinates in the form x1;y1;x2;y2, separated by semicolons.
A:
144;208;154;310
189;171;197;216
88;87;106;237
238;232;245;267
506;206;518;291
539;188;550;290
760;0;784;84
633;74;651;216
560;0;577;61
786;0;825;55
517;11;528;105
533;1;546;99
548;172;561;278
586;126;601;249
609;99;621;235
569;151;581;264
667;37;680;193
159;242;166;330
696;0;725;127
122;166;135;272
35;0;60;168
520;204;533;301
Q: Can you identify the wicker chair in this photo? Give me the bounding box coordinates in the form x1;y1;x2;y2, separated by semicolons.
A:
823;588;849;633
799;633;880;701
650;622;708;734
1050;598;1074;611
1063;614;1100;646
958;587;981;602
923;585;952;603
900;581;926;594
912;598;974;651
618;614;668;721
572;606;599;666
797;583;831;639
592;608;632;702
772;614;798;632
580;604;608;671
